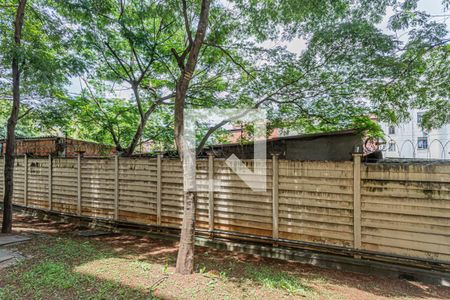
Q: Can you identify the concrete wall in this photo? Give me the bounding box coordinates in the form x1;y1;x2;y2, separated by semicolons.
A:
2;155;449;264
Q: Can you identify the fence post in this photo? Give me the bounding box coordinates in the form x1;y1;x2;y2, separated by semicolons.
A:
24;154;28;207
352;152;363;253
272;154;279;241
156;154;162;225
114;154;119;220
208;154;214;234
48;154;52;211
2;156;4;199
77;153;82;216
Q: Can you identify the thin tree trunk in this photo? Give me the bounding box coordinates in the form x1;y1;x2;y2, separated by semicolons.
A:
175;189;197;274
2;0;27;234
124;100;166;156
174;0;211;275
124;119;146;156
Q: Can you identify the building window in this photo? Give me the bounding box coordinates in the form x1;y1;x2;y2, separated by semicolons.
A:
417;112;424;125
417;137;428;150
388;142;396;152
388;125;395;135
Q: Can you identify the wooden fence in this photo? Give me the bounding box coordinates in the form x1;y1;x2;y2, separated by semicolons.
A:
0;155;449;264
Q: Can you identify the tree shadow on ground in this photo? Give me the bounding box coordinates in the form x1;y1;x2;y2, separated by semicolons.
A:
2;213;450;300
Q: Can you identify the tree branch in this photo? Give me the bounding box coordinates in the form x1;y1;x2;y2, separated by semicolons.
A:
17;107;32;120
171;48;185;70
124;93;175;156
204;42;255;79
81;77;121;149
105;41;135;81
97;45;129;82
182;0;193;44
195;96;269;155
131;83;145;120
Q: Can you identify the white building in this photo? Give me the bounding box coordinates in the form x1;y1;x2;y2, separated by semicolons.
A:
380;110;450;159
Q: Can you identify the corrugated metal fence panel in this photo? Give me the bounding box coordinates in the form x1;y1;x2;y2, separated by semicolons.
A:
81;158;115;219
212;159;273;237
160;159;184;227
361;163;450;261
118;158;158;224
278;160;354;248
52;158;78;214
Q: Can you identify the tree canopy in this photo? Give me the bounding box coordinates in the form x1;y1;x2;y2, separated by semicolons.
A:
0;0;448;147
0;0;85;141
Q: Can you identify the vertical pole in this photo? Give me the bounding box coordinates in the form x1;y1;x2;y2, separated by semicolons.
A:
24;154;28;207
208;154;214;233
114;154;119;220
353;153;362;252
48;154;52;211
77;153;82;216
1;156;4;199
272;154;279;241
156;154;162;225
0;155;6;202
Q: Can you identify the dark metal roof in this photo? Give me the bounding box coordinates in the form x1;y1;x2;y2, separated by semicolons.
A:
207;129;359;149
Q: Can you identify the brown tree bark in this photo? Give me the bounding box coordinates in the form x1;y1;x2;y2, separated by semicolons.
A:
174;0;211;275
2;0;27;233
123;87;174;156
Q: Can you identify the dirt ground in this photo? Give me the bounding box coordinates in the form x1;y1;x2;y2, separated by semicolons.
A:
0;212;449;300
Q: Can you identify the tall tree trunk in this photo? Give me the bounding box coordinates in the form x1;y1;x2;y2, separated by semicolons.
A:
174;0;210;275
2;0;27;233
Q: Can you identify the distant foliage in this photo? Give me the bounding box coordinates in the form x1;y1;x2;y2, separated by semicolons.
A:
0;0;448;148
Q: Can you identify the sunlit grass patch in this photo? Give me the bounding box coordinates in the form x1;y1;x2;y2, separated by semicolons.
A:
132;260;152;272
74;256;163;291
245;265;310;295
0;238;147;300
5;260;142;300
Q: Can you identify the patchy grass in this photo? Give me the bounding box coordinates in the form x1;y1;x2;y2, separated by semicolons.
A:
39;239;105;260
245;265;310;295
23;261;80;290
1;214;450;300
1;237;145;300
